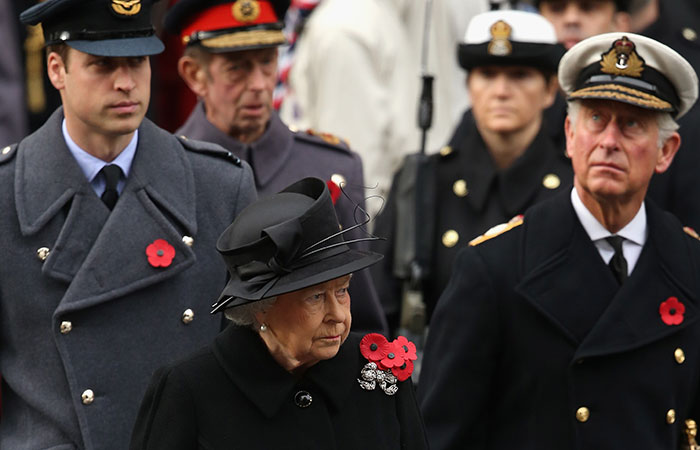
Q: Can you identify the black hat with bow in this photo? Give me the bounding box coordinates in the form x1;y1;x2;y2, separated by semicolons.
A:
211;177;382;313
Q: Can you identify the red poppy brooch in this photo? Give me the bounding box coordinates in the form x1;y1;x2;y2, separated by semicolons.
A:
659;296;685;326
357;333;417;396
146;239;175;268
326;179;341;204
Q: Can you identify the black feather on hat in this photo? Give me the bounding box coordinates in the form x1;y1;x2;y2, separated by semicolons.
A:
211;177;382;313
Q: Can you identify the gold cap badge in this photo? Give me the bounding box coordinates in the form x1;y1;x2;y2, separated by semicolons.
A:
111;0;141;16
232;0;261;23
600;36;644;78
488;20;512;56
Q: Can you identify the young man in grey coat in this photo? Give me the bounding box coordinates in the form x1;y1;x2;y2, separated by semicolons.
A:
0;0;256;448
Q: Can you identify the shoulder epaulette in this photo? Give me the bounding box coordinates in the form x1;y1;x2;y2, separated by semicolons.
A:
0;144;18;165
684;226;700;241
469;215;524;246
295;128;351;151
176;135;241;166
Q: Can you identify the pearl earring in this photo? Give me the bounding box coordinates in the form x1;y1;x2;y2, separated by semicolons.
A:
260;323;268;332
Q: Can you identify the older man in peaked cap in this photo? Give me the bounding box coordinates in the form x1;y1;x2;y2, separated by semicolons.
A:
418;31;700;449
164;0;387;334
0;0;257;448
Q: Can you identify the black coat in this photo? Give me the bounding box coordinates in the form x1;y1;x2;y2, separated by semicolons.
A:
131;327;429;450
418;190;700;449
372;111;572;328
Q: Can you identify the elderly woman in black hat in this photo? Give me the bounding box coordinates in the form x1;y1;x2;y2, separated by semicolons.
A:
130;177;428;450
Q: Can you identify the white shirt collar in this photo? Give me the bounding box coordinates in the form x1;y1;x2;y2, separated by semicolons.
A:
62;118;137;184
571;187;647;246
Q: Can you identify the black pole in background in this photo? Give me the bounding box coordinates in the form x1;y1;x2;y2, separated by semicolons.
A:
417;0;434;156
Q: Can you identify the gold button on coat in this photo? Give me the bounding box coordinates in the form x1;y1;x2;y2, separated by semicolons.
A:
182;236;194;247
675;348;686;364
440;145;453;156
37;247;50;261
683;27;698;42
82;389;95;405
576;407;590;422
60;321;72;334
667;409;676;424
542;174;561;190
182;309;195;324
442;230;459;248
453;180;468;197
331;173;346;188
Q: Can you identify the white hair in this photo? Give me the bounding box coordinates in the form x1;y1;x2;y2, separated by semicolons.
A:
224;297;277;328
566;100;679;148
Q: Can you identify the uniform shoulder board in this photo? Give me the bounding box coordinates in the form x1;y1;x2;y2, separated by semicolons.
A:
0;144;18;164
469;215;524;247
684;226;700;241
295;128;351;151
177;135;242;166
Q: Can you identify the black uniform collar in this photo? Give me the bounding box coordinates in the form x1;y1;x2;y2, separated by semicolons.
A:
458;116;562;217
213;325;360;418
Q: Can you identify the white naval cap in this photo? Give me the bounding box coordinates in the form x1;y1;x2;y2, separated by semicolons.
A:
558;32;699;119
458;10;564;73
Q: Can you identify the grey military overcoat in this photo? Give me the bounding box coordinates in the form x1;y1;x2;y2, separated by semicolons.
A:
0;108;257;449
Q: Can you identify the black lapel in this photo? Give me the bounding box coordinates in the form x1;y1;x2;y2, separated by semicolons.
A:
515;191;620;344
575;201;699;359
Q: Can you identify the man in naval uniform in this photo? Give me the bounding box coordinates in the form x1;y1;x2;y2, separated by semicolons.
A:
0;0;257;448
418;32;700;449
164;0;387;333
372;10;571;333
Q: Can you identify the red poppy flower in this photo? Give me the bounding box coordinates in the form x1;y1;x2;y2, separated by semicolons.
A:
326;179;341;204
393;336;418;361
360;333;390;361
146;239;176;268
391;359;415;382
659;297;685;326
379;340;407;369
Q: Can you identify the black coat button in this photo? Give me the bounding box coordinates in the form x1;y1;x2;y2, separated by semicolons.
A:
294;390;313;408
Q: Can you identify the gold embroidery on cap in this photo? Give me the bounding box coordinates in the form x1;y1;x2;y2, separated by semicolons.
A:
111;0;141;16
201;29;285;49
600;36;644;77
570;83;672;110
232;0;261;23
488;21;512;56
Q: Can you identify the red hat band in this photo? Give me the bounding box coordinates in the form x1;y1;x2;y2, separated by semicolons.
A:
181;0;283;49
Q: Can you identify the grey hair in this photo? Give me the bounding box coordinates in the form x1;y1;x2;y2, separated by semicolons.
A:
566;100;679;148
224;297;277;328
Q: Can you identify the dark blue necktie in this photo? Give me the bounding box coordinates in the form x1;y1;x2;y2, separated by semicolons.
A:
100;164;121;210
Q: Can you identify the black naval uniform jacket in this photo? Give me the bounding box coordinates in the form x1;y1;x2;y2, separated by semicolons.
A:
177;103;387;334
131;326;430;450
418;190;700;450
372;111;572;328
0;108;257;450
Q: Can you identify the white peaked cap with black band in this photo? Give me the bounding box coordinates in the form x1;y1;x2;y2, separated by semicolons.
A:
458;10;564;73
559;32;699;119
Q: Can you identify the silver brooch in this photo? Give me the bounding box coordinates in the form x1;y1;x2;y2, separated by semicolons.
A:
357;362;398;396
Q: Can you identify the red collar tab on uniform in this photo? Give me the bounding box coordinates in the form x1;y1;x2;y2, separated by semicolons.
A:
181;1;280;44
